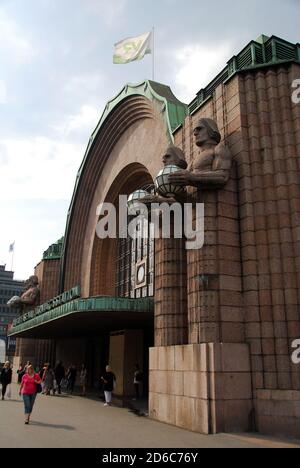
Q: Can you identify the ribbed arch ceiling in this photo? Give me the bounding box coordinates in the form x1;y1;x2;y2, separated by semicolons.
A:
60;95;156;292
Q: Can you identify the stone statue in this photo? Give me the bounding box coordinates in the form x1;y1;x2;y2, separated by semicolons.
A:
8;275;40;312
161;145;187;170
142;145;188;204
168;118;232;189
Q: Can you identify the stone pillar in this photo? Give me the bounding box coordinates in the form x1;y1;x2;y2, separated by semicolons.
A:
187;178;244;344
109;330;144;398
154;221;188;347
149;343;253;434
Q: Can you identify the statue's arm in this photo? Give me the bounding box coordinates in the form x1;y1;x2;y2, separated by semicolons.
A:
20;288;40;306
169;143;232;187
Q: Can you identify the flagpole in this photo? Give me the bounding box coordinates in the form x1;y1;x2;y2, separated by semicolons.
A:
10;242;15;272
11;249;14;272
152;26;155;81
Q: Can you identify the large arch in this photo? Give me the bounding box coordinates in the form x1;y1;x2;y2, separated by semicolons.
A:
89;163;153;297
59;81;188;295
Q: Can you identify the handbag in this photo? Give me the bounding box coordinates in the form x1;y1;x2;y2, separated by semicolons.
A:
36;383;42;394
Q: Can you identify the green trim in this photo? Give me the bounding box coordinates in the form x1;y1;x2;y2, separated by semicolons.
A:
188;34;300;114
8;297;154;336
89;80;187;144
43;237;64;260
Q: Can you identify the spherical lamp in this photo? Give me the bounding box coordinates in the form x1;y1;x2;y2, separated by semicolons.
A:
127;189;149;216
155;165;185;197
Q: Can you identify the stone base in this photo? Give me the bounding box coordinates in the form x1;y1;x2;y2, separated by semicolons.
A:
256;390;300;439
149;343;253;434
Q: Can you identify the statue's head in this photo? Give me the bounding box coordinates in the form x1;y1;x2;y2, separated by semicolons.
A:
194;118;221;147
162;145;187;169
28;275;39;287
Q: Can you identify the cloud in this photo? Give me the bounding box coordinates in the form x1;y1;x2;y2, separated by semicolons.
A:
172;42;233;103
52;105;100;138
0;198;70;279
85;0;128;27
64;74;105;95
0;81;7;104
0;136;85;200
0;10;37;65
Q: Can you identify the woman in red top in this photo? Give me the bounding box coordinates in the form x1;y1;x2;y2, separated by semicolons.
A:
19;365;41;424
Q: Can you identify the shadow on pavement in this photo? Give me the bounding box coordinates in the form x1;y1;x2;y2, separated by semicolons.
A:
2;399;22;403
30;421;75;431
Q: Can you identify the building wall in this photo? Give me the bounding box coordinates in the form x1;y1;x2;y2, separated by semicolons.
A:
168;62;300;437
0;265;25;359
35;258;60;304
15;258;60;369
13;61;300;437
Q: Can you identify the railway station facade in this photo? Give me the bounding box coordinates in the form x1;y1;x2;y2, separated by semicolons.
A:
9;34;300;438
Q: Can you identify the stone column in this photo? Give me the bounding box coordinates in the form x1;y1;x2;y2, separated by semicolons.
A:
154;221;188;347
187;177;245;345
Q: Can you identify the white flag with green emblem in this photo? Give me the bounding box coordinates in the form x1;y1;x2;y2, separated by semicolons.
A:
113;31;152;64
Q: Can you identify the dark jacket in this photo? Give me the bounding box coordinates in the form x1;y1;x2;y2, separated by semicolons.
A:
101;372;116;392
1;368;12;385
55;364;65;381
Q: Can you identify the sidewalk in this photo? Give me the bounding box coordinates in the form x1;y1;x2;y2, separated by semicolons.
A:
0;385;299;448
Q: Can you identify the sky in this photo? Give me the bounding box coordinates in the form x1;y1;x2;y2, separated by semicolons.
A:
0;0;299;280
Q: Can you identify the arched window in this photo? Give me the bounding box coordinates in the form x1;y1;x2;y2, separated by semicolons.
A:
115;187;155;299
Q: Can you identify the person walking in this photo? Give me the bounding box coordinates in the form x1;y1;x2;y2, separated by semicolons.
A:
17;364;25;384
67;365;77;394
79;364;87;397
19;365;41;424
132;364;143;401
101;365;116;407
1;361;12;400
42;363;55;395
54;361;65;395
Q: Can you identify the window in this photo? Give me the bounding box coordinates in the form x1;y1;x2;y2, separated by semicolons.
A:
116;215;154;298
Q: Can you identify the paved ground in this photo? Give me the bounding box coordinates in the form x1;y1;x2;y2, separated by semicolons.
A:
0;385;299;448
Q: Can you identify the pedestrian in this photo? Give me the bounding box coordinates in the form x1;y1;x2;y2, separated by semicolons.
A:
1;361;12;400
23;361;31;373
79;364;87;397
42;363;55;395
17;364;25;384
19;364;42;424
54;361;65;395
67;364;77;394
132;364;143;401
101;365;116;407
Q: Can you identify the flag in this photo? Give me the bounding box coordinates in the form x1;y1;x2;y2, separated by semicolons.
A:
9;242;15;253
113;31;152;64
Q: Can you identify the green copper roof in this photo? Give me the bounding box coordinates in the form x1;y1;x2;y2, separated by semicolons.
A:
77;80;188;183
189;34;300;114
91;80;187;142
43;237;64;260
8;296;154;336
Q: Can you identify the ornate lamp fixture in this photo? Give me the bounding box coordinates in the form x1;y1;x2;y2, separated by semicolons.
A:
127;189;149;216
155;165;186;198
